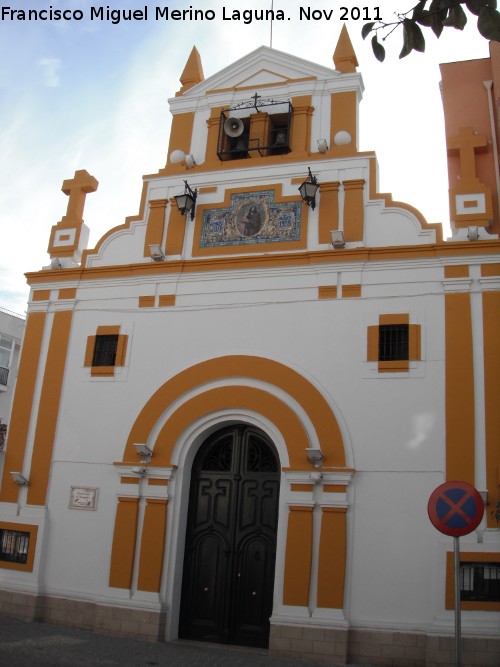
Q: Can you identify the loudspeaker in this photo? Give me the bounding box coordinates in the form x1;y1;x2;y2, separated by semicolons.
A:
224;117;244;138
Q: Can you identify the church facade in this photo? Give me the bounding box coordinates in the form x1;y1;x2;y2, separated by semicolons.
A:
0;30;498;666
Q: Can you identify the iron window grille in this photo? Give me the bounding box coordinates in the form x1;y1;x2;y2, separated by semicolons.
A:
217;97;293;161
92;334;119;367
378;324;409;361
0;529;30;564
461;562;500;602
0;367;8;386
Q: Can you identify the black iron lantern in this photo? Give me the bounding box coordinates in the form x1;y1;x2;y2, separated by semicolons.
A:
174;180;198;221
298;168;319;209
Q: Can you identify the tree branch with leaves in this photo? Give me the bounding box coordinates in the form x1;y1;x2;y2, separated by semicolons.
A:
363;0;500;61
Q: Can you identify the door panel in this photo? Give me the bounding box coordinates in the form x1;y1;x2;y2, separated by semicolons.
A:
179;426;280;648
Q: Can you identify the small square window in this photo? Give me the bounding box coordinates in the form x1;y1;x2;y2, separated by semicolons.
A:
378;324;409;361
92;334;119;367
0;529;30;564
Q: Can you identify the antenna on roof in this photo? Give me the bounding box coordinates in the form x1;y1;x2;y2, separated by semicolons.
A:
270;0;274;48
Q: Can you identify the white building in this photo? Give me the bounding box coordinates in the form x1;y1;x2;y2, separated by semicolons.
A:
0;306;25;467
0;30;498;666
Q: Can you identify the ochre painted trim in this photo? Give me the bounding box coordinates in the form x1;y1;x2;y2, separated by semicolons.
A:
318;286;337;300
330;91;358;158
324;485;347;493
378;360;409;373
27;310;73;506
27;240;500;287
342;284;361;298
165;198;188;256
380;313;409;326
84;336;96;367
115;335;128;366
291;484;314;492
147;479;169;486
158;294;176;307
481;263;500;276
0;522;38;572
124;356;346;468
153;386;311;468
109;497;140;589
144;199;168;258
409;324;421;361
445;293;475;483
367;315;420;372
367;325;378;362
343;180;365;243
137;499;168;592
58;288;77;300
120;477;140;485
85;328;128;377
482;291;500;527
139;296;155;308
283;505;314;606
318;181;340;244
32;290;51;302
445;265;469;278
96;325;120;336
290;95;314;157
317;507;347;608
191;183;309;258
0;312;46;503
91;366;115;377
445;551;500;611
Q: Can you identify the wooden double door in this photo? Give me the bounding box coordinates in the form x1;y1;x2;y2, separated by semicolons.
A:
179;425;280;648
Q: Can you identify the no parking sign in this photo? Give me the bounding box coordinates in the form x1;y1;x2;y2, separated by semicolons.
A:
427;481;484;537
428;480;485;667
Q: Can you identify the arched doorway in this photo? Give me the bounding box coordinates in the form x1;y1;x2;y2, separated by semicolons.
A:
179;425;281;648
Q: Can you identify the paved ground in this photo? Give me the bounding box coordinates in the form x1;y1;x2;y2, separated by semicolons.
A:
0;615;372;667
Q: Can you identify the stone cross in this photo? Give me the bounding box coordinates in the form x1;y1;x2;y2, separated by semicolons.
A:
61;169;98;223
447;126;487;183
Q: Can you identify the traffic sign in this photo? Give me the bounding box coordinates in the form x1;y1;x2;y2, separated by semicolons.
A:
428;481;484;537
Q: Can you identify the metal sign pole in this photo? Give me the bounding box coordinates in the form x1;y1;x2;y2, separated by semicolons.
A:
454;536;461;667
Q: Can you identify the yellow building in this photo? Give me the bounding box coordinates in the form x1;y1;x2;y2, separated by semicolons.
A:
0;30;499;666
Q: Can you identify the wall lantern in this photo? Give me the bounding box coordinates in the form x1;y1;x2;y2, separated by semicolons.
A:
11;471;29;486
133;443;153;464
330;230;346;249
175;180;198;221
148;244;165;261
299;168;319;210
306;448;324;468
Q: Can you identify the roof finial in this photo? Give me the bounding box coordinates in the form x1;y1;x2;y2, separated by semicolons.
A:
177;46;204;95
333;26;359;73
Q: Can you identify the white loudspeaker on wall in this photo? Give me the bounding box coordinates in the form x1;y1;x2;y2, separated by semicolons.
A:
224;117;244;138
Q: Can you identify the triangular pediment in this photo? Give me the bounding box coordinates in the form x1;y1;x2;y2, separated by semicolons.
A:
177;45;339;99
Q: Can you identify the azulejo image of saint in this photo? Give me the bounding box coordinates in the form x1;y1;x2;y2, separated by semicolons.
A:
235;202;264;236
200;190;302;248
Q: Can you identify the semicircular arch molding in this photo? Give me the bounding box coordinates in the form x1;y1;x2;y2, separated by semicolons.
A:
124;355;347;468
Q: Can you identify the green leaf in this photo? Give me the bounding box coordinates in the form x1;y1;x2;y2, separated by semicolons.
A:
400;21;414;58
478;6;500;39
442;4;468;28
400;19;426;57
371;34;386;62
466;0;497;16
362;22;375;39
412;0;428;19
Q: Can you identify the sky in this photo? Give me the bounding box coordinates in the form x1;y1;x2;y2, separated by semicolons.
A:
0;0;491;315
